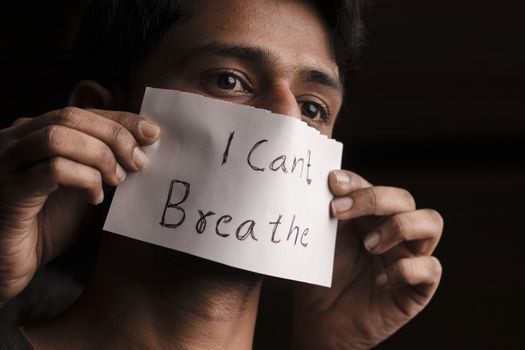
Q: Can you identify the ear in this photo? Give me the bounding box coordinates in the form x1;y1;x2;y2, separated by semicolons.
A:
68;80;119;109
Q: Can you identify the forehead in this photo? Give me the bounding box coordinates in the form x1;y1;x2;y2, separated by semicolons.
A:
162;0;339;78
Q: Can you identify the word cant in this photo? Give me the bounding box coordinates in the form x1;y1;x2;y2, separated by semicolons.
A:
159;179;309;247
222;131;313;185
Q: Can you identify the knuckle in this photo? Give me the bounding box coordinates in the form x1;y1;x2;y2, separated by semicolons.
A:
360;187;378;212
389;214;409;237
113;111;141;131
98;145;117;172
111;110;128;123
43;125;64;151
109;124;130;145
396;258;415;283
55;107;82;125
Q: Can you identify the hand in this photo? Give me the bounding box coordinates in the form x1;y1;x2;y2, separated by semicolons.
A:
293;170;443;349
0;107;160;303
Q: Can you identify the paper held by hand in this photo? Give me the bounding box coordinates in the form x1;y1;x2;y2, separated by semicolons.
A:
104;87;343;287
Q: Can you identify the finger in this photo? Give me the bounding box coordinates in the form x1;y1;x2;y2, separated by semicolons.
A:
0;125;126;186
12;108;160;146
88;108;160;146
331;186;416;220
4;157;104;205
0;118;31;149
10;107;158;170
0;117;31;139
376;256;442;292
328;169;372;196
363;209;444;256
11;117;32;127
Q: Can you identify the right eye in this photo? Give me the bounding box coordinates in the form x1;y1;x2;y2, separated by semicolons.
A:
202;70;253;98
216;73;244;91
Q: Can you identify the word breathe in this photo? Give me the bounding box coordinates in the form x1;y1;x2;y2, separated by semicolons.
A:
160;180;309;248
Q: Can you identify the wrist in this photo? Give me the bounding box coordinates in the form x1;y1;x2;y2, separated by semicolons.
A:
292;309;373;350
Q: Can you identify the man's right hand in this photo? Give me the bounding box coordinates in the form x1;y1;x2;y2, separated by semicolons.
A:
0;107;160;304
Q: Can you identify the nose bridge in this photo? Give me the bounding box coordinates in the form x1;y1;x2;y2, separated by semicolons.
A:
256;81;301;120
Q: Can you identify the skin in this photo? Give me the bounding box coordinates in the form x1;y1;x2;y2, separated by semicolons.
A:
0;107;154;301
0;0;442;349
293;171;443;349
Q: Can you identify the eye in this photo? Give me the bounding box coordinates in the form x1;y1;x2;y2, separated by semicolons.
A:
216;73;244;91
202;70;253;98
299;101;328;121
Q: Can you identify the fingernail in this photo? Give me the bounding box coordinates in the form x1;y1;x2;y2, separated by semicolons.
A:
115;163;126;182
97;189;105;204
139;120;160;139
334;170;351;186
133;147;149;169
331;197;354;214
375;273;388;287
364;231;380;251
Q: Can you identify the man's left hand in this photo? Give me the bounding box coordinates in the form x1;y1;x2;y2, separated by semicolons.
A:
293;169;443;350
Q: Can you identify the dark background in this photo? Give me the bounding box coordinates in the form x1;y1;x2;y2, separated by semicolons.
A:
1;0;524;348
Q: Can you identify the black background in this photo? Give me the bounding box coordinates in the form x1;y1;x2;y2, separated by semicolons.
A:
1;0;524;348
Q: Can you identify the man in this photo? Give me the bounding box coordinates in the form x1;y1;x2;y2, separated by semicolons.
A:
0;0;443;348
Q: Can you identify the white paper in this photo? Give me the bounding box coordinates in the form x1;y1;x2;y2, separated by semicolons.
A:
104;88;343;286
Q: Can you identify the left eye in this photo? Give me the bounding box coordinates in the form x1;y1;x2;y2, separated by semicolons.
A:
300;101;326;121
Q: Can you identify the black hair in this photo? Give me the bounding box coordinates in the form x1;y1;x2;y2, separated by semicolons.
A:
76;0;366;91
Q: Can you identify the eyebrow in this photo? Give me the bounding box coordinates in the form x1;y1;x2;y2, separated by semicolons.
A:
184;42;344;94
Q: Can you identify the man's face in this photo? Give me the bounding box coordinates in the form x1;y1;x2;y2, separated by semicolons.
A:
129;0;343;137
